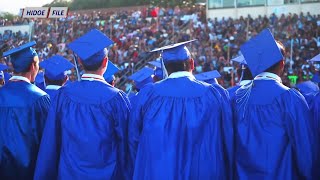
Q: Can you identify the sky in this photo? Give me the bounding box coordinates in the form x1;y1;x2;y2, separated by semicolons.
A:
0;0;54;14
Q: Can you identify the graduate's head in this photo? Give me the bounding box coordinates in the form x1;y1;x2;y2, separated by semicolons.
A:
148;60;164;82
240;28;285;77
151;40;196;76
2;41;39;82
67;29;114;75
129;67;154;91
103;61;119;87
40;55;74;86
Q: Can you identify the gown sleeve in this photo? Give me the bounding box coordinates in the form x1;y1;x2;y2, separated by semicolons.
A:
34;94;62;180
211;85;234;178
112;91;132;179
284;89;317;179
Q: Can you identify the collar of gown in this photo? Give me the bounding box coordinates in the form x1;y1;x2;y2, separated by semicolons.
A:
254;72;282;84
81;73;106;83
46;85;61;90
239;80;252;86
168;71;195;79
9;76;31;83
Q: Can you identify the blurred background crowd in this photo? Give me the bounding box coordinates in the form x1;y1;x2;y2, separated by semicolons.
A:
0;5;319;91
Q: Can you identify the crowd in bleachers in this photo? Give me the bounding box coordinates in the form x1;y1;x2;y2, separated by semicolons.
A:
0;5;319;91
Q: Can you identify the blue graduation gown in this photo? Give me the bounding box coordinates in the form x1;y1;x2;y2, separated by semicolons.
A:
0;81;50;179
34;80;131;180
310;92;320;136
227;85;240;99
44;89;59;100
232;80;317;179
129;76;233;179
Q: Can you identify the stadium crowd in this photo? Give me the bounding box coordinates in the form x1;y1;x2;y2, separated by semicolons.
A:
0;5;319;91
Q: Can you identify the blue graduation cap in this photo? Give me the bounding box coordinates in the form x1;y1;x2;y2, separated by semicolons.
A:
148;60;163;79
2;41;38;73
310;53;320;62
151;39;197;62
103;61;120;82
40;55;74;80
148;60;161;68
0;64;8;71
195;70;221;84
240;28;283;76
231;54;247;65
296;80;319;94
35;72;44;84
311;74;320;83
4;72;11;82
128;67;154;90
67;29;114;66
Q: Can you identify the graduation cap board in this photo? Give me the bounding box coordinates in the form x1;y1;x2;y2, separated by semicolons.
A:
310;54;320;62
148;60;163;79
2;41;38;73
103;61;120;82
67;29;114;66
128;67;154;90
40;55;74;80
240;28;283;76
195;70;221;84
231;54;247;65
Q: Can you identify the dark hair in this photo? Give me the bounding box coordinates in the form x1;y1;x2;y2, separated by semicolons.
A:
239;67;253;80
82;61;103;71
265;40;286;74
44;75;66;86
164;59;192;75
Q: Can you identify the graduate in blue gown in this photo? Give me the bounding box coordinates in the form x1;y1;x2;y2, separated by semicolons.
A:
227;54;253;99
40;55;74;99
34;29;131;180
34;71;46;91
0;41;50;179
103;61;120;87
0;64;8;87
233;28;317;179
129;40;233;180
128;67;154;102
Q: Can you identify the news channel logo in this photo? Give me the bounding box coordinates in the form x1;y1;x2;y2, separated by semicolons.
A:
19;7;69;18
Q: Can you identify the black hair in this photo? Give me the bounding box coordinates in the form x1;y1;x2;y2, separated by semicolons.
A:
164;59;192;75
44;75;66;86
82;61;103;71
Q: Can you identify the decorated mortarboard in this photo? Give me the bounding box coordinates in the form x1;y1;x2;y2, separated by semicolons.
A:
128;67;154;90
311;74;320;83
240;28;284;76
35;72;45;84
195;70;221;84
148;60;162;68
2;41;38;73
0;64;8;71
309;53;320;62
231;54;247;65
148;60;163;79
4;72;11;82
296;80;319;94
103;61;120;82
150;39;197;62
67;29;114;66
40;55;74;80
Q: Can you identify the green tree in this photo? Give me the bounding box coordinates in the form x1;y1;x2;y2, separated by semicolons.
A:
0;12;17;21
